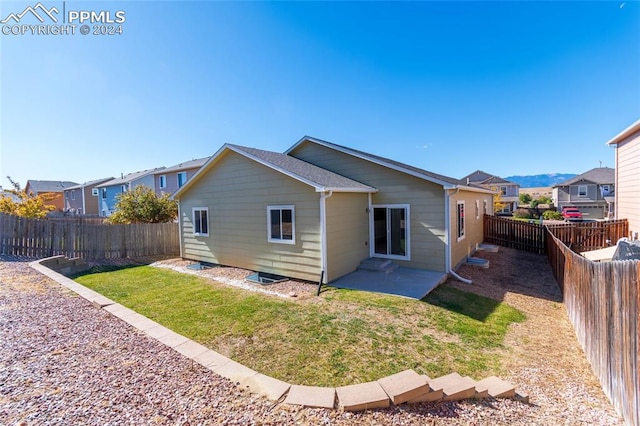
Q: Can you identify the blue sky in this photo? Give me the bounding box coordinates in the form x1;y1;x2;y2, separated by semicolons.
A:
1;1;639;188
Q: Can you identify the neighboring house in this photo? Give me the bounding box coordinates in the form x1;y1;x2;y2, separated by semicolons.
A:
24;180;79;213
0;186;21;203
606;119;640;236
461;170;519;215
153;157;209;196
95;168;165;217
552;167;615;220
63;177;114;216
173;136;495;284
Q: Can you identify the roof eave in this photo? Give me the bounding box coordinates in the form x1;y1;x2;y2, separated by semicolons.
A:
606;118;640;145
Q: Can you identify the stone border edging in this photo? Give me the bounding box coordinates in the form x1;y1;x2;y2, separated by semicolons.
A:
29;257;528;412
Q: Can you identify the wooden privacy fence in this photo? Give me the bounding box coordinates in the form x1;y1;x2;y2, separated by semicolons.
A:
0;213;180;259
483;215;546;253
484;215;629;254
546;228;639;426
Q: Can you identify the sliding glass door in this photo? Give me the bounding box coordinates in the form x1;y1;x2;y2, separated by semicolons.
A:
372;205;409;260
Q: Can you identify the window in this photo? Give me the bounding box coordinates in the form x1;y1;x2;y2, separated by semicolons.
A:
71;190;76;201
578;185;587;197
475;200;480;219
177;172;187;188
92;188;99;196
457;201;465;241
101;188;107;199
483;200;488;215
267;205;295;244
193;207;209;236
121;185;127;193
159;175;167;189
500;186;507;196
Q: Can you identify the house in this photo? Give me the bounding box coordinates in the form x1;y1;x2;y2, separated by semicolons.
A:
95;168;165;217
461;170;519;215
172;136;495;284
153;157;209;196
552;167;615;220
24;180;79;212
606;119;640;236
63;177;114;216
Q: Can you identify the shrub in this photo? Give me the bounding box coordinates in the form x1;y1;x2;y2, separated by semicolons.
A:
513;208;532;219
542;210;563;220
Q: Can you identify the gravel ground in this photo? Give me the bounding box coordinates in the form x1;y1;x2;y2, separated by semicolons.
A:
0;251;625;425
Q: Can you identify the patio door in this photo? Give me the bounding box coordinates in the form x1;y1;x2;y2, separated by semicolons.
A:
372;205;410;260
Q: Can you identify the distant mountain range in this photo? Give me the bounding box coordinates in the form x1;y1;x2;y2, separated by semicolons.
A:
504;173;577;188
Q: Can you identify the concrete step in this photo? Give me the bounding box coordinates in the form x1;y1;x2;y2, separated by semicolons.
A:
377;369;430;405
336;381;390;411
475;376;516;398
284;385;336;409
358;258;400;273
407;375;444;403
430;372;476;401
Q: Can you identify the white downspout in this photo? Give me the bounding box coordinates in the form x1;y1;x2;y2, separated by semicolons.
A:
177;202;184;258
445;187;472;284
82;185;86;215
319;190;333;284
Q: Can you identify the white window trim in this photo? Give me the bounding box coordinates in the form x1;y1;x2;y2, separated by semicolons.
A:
71;190;76;201
475;200;480;220
578;185;587;197
177;172;187;188
159;175;167;189
457;201;465;242
267;205;295;244
92;188;99;196
192;207;209;237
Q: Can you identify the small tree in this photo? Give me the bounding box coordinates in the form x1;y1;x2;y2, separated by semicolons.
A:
491;186;507;213
519;193;532;204
106;185;178;224
537;195;553;205
0;176;56;218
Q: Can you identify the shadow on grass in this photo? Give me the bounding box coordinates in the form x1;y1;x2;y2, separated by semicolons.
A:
422;285;501;322
70;263;145;279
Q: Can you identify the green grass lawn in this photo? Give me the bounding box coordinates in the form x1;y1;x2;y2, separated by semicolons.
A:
76;266;525;387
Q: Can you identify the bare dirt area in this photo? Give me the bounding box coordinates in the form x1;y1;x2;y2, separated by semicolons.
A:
0;251;625;425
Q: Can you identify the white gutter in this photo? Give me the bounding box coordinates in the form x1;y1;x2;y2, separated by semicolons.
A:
319;190;333;284
445;188;473;284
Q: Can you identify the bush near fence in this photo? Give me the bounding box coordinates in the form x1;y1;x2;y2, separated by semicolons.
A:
546;227;639;426
0;212;179;259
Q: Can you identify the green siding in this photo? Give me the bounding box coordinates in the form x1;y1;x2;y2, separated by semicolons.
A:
178;151;322;282
290;143;447;271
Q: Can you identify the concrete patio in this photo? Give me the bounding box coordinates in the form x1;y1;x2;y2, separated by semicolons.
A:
327;267;448;300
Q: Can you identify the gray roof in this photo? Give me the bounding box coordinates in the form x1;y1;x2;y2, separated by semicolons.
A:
155;157;209;174
555;167;615;186
461;170;517;186
65;177;114;191
288;136;466;188
26;180;78;193
96;168;165;188
228;145;376;192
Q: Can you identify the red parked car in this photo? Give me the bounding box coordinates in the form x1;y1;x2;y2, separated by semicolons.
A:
562;207;583;221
